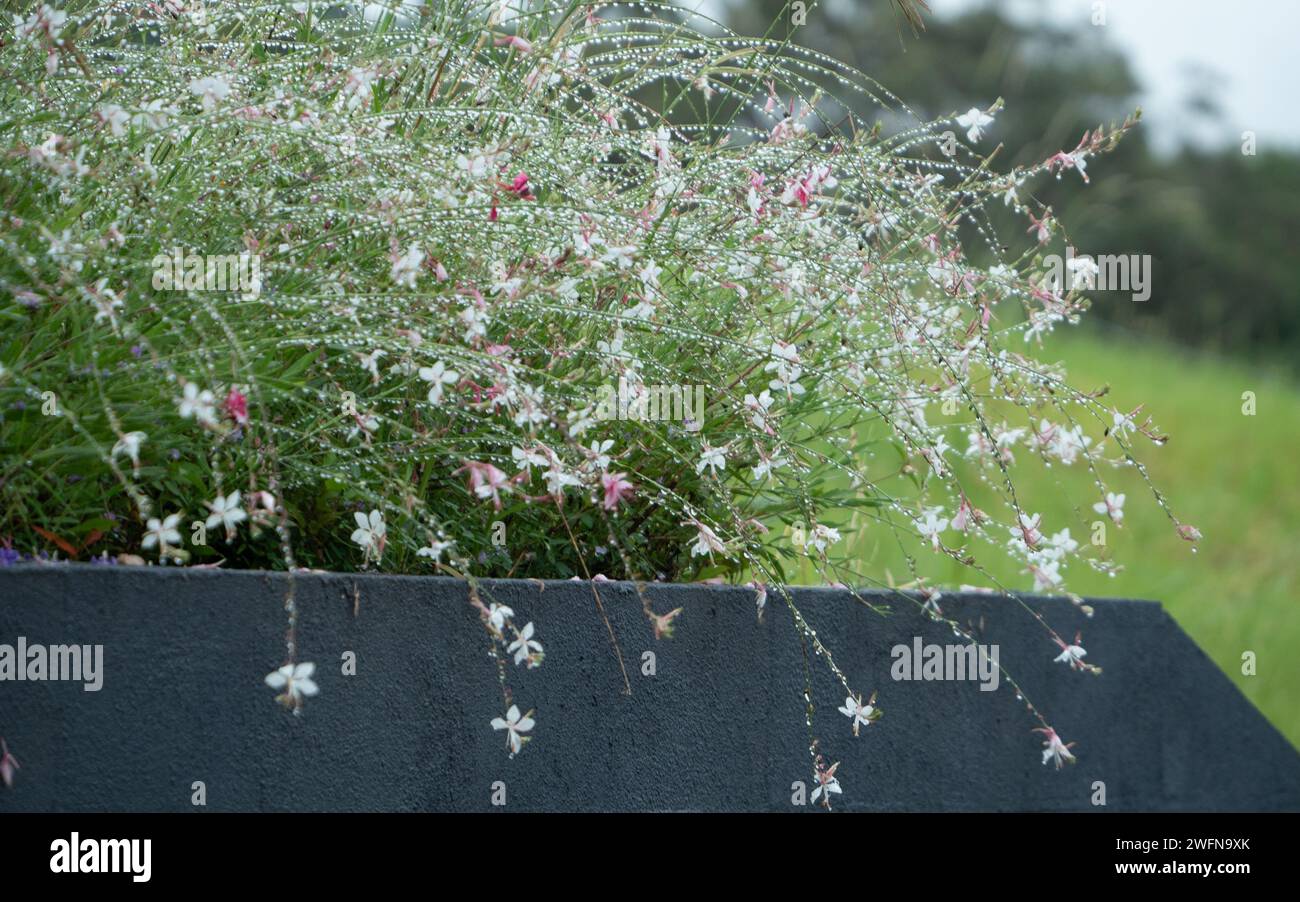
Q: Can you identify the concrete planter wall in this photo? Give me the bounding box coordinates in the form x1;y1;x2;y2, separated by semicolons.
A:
1;565;1297;812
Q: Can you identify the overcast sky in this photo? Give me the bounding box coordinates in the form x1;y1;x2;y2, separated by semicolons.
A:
923;0;1300;154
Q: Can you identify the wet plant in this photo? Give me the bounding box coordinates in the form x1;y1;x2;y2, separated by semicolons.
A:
0;1;1196;803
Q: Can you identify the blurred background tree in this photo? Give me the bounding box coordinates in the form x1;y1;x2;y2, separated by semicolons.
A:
722;0;1300;363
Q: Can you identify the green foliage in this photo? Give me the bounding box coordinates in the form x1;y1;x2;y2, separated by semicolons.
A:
725;0;1300;364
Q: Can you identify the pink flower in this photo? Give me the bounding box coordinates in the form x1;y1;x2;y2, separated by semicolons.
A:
1033;727;1077;770
458;461;511;510
1;737;18;789
1046;135;1092;183
504;171;535;200
649;607;684;639
784;176;812;208
494;34;533;54
952;494;982;532
224;387;249;426
601;472;635;511
1026;211;1052;244
1016;512;1043;549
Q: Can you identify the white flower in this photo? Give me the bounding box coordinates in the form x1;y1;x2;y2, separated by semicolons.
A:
639;259;662;289
808;524;841;554
339;66;377;112
455;149;495;179
98;104;130;137
390;243;423;287
1070;150;1088;181
111;431;146;472
14;5;67;44
205;490;247;542
1054;639;1088;671
490;704;535;756
142;513;182;552
358;349;386;383
416;537;454;564
838;694;876;737
1043;528;1079;560
347;412;379;442
188;75;232;112
486;603;514;632
132;99;174;132
955;107;994;142
601;244;636;270
459;303;488;343
1029;558;1062;591
84;279;122;324
177;382;217;426
1066;255;1099;289
1035;727;1076;770
350;509;386;562
543;460;581;497
915;507;949;551
744;389;774;430
696;446;726;475
595;328;627;368
1110;409;1136;438
1013;512;1044;549
585;439;614;471
751;453;786;481
507;621;543;667
688;520;727;557
811;764;842;806
1092;492;1125;523
264;662;319;711
418;361;459;405
512;445;549;477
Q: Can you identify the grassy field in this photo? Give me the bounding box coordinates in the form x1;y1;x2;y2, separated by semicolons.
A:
1041;330;1300;747
799;328;1300;747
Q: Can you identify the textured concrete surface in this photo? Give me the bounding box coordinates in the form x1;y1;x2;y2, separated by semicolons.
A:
0;565;1296;812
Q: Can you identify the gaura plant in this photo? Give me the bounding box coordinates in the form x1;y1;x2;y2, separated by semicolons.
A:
0;1;1198;805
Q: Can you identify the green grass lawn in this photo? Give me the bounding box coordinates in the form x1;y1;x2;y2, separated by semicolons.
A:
1040;331;1300;748
797;328;1300;747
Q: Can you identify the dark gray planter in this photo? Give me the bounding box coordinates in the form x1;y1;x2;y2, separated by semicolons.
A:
1;565;1297;812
